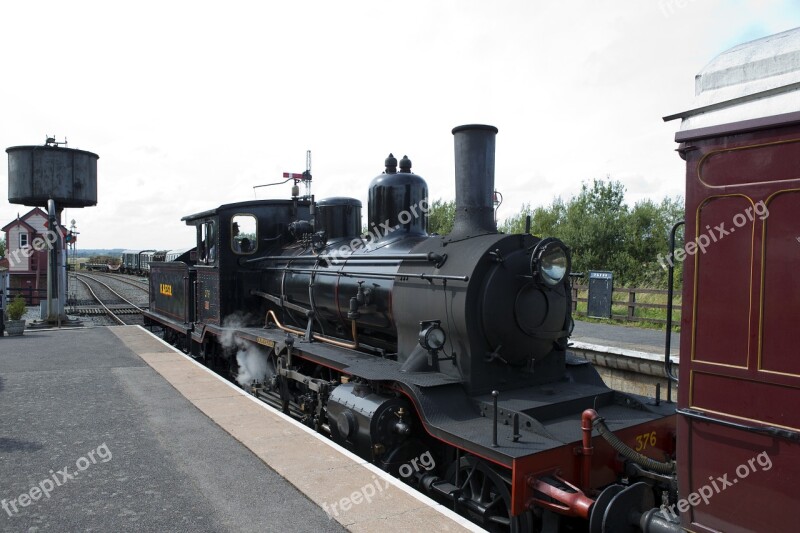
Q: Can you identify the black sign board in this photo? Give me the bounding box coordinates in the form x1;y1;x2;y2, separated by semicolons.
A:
587;270;613;319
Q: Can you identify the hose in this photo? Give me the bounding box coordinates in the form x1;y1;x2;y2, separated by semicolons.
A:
594;416;675;475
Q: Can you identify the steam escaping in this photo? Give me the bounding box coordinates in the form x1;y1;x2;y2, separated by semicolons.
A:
236;342;271;387
220;312;253;354
220;312;274;387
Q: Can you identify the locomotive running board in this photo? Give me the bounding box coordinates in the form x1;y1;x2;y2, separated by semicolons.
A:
221;325;675;466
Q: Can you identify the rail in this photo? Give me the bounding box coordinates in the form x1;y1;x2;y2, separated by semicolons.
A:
73;273;145;325
570;285;682;326
86;271;149;293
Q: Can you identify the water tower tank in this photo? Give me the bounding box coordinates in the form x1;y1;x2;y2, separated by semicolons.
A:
6;145;98;208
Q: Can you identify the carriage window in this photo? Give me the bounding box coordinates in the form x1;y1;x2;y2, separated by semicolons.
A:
232;214;257;255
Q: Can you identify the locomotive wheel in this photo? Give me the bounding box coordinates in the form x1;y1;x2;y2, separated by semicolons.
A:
379;439;431;480
447;456;533;533
162;328;177;346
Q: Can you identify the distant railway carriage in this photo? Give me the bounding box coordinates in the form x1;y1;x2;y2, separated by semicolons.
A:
139;251;155;275
119;249;175;275
165;247;194;262
120;250;142;274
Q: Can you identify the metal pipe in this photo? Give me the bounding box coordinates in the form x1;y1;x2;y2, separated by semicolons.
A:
263;266;469;282
47;199;57;321
491;390;499;447
640;509;683;533
665;220;684;403
454;448;461;491
257;253;442;263
527;475;594;519
266;310;359;350
183;275;189;324
512;413;520;442
581;409;596;492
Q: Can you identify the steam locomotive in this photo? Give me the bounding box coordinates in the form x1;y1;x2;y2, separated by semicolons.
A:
144;125;677;532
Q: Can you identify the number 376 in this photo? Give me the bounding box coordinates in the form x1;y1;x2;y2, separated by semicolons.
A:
635;431;657;451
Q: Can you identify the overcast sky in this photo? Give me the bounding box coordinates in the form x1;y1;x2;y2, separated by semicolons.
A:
2;0;799;250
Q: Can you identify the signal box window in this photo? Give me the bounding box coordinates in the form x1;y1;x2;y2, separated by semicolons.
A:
19;233;28;248
232;214;257;255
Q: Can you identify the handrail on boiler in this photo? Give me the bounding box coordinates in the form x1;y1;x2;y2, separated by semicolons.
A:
265;309;359;350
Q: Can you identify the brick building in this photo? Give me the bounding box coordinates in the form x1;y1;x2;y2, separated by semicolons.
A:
1;207;56;304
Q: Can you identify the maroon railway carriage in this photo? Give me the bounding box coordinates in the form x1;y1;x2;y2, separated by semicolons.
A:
666;28;800;533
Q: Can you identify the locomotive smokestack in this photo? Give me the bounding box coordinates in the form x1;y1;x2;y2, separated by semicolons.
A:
450;124;498;238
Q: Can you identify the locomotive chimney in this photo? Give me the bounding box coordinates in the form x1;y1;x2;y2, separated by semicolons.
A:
450;124;498;238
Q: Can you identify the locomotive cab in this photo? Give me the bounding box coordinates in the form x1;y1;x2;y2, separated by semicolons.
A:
180;200;313;329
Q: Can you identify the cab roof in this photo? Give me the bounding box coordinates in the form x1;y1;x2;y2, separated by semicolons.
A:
181;199;301;224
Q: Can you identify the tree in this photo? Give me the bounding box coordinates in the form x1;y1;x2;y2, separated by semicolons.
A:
431;181;684;288
497;178;685;287
556;179;630;279
500;199;567;237
427;199;456;235
622;196;684;287
529;199;566;238
0;236;5;258
499;203;532;235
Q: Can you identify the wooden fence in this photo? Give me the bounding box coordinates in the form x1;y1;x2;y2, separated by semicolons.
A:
6;287;48;306
571;284;681;326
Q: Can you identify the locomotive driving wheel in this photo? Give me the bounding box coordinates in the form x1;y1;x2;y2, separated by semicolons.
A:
447;456;533;533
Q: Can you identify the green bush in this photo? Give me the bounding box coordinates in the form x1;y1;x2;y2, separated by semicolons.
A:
6;296;27;321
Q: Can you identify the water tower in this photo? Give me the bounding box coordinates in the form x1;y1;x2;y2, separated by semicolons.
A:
6;138;99;323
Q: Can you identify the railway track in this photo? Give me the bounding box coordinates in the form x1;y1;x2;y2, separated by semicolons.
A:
88;271;150;292
71;273;146;326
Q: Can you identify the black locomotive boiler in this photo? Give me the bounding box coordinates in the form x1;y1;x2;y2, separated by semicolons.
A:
145;125;677;532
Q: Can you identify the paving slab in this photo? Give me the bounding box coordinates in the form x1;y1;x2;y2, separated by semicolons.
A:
107;326;481;533
0;327;347;532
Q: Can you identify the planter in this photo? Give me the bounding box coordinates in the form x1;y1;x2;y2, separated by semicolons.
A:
5;319;25;336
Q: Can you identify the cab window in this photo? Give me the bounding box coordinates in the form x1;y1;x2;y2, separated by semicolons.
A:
198;220;217;264
231;214;257;255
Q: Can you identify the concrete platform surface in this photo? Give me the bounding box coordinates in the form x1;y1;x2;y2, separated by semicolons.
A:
572;320;679;356
0;327;479;533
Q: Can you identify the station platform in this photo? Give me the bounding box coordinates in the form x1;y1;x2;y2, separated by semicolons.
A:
0;326;478;532
568;320;680;399
571;320;679;357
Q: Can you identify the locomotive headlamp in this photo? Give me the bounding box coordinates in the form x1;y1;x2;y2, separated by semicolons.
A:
531;238;571;287
419;320;446;352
